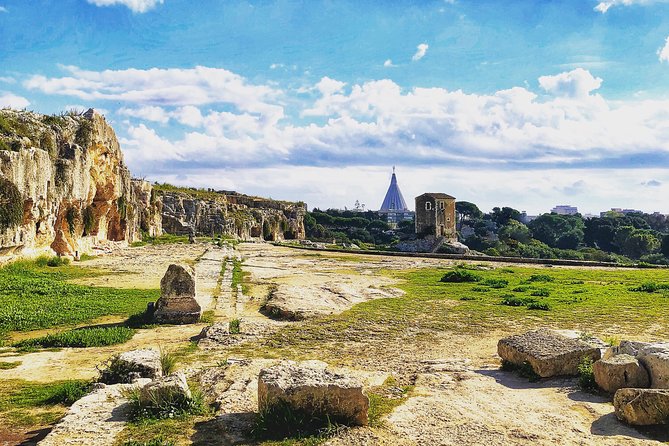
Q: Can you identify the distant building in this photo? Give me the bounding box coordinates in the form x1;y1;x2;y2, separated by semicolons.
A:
520;211;537;224
377;168;414;227
600;208;644;217
551;205;579;215
415;193;456;240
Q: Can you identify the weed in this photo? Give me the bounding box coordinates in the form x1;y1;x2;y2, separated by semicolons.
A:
13;326;135;349
126;385;209;421
160;350;177;376
530;289;550;297
527;302;551;311
578;357;598;393
78;253;96;261
229;318;241;334
511;286;529;292
604;336;620;347
630;282;669;293
252;399;345;441
231;259;244;289
199;310;215;324
501;296;535;307
34;255;70;268
527;274;554;283
482;278;509;289
440;269;481;283
471;286;490;292
460;296;478;301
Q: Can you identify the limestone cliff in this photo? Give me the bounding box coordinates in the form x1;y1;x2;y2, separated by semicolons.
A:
0;109;162;257
159;187;306;241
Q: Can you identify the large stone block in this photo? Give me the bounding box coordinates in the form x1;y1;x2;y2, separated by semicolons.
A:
258;362;369;428
593;354;649;394
100;349;162;384
497;329;601;378
152;264;201;324
140;371;192;406
614;388;669;426
637;342;669;389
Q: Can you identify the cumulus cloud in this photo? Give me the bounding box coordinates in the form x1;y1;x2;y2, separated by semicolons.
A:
0;77;15;84
24;65;284;125
383;59;396;68
0;92;30;109
659;36;669;63
412;43;429;61
86;0;163;13
594;0;668;13
118;105;171;123
538;68;603;98
0;6;7;12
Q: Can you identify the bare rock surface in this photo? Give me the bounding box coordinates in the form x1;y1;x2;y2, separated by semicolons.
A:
262;282;403;320
593;354;650;394
153;264;202;324
258;361;369;427
38;379;150;446
614;388;669;426
100;348;162;384
497;329;601;378
637;343;669;389
605;340;653;359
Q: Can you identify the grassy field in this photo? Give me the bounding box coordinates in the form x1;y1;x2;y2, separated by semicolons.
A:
230;263;669;362
0;259;159;340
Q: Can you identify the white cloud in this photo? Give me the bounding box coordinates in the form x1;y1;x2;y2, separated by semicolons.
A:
86;0;163;13
0;6;7;12
24;65;284;125
412;43;429;62
118;105;171;123
659;36;669;63
0;77;15;84
594;0;668;13
538;68;603;98
0;92;30;109
383;59;396;68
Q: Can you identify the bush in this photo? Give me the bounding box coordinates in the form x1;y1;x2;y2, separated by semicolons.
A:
530;289;550;297
229;318;241;334
578;357;597;392
501;296;531;307
35;255;70;267
253;399;345;440
511;286;529;292
46;380;92;405
630;282;669;293
440;269;481;283
527;301;551;311
471;286;490;292
126;385;208;421
482;278;509;289
14;326;135;349
527;274;554;283
0;177;23;231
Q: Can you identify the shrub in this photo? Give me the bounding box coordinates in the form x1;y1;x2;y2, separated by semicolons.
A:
14;326;135;349
253;399;345;440
527;301;551;311
199;310;215;324
578;357;597;393
511;286;529;292
0;177;23;231
440;269;481;283
527;274;554;283
46;380;92;405
630;282;669;293
82;205;95;235
483;248;501;256
35;255;70;267
74;118;93;148
229;318;241;334
460;296;478;301
501;296;530;307
471;286;490;292
482;278;509;289
530;289;550;297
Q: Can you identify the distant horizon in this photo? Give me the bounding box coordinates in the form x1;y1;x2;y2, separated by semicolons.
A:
2;0;669;215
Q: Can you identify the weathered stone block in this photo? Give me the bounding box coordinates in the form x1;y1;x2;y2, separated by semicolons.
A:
614;388;669;426
593;354;649;394
140;371;191;405
258;362;369;428
100;349;162;384
497;329;601;378
152;264;201;324
637;342;669;389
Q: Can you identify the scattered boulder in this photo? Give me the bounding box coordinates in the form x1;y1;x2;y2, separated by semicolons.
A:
637;342;669;388
439;241;470;255
258;362;369;428
497;329;601;378
614;388;669;426
140;371;192;405
603;340;652;359
100;349;162;384
593;354;649;394
152;264;202;324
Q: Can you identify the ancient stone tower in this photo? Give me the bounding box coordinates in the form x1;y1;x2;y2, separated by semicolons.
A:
415;193;456;240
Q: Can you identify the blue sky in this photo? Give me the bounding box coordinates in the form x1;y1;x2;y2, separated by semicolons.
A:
2;0;669;214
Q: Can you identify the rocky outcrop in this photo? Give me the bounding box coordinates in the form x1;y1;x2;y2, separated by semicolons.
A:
593;354;649;394
100;349;163;384
614;388;669;426
498;329;601;378
0;109;162;258
159;189;306;241
151;264;201;324
258;362;369;428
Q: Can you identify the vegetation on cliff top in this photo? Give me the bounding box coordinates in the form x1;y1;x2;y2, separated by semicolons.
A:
0;177;23;231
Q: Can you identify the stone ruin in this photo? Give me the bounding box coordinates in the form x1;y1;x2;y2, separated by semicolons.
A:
149;264;202;324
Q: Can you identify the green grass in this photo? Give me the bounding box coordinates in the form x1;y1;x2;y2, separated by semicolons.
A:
0;361;20;369
231;259;244;289
0;379;91;427
367;376;413;427
199;310;215;324
229;318;241;334
13;326;136;350
228;263;669;363
0;259;159;339
131;233;190;247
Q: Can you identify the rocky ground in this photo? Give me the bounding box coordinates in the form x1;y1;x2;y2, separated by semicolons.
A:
0;242;667;445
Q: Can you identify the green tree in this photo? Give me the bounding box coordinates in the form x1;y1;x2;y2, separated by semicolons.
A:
456;201;483;230
498;220;532;244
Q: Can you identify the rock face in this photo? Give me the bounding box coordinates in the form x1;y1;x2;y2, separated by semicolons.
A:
497;329;602;378
593;354;649;394
160;189;306;241
258;362;369;427
637;343;669;389
100;349;162;384
0;109;162;258
139;371;191;405
152;264;201;324
614;388;669;426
